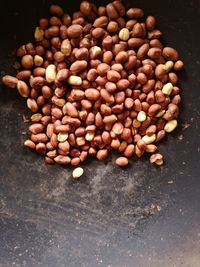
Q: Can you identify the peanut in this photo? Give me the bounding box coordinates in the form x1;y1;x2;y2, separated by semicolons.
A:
115;157;129;167
119;28;130;41
164;119;178;133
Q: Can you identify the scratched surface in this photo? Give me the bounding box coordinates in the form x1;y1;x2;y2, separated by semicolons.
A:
0;0;200;266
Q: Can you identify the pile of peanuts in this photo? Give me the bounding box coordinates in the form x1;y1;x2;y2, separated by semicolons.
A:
2;0;184;170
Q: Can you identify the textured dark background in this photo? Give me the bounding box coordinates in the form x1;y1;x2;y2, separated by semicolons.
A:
0;0;200;266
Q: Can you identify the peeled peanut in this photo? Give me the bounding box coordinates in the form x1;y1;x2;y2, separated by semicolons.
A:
119;28;130;41
68;75;82;86
72;167;84;179
142;134;156;144
46;64;56;83
164;119;178;133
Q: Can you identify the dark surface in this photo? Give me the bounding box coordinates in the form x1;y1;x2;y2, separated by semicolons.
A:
0;0;200;266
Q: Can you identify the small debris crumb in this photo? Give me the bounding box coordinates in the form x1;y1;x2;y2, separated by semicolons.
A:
22;115;29;123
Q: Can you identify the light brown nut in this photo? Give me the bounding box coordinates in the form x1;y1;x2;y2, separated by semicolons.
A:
123;144;135;157
148;104;161;117
126;8;144;19
148;29;162;39
145;144;157;153
136;139;147;151
31;113;42;122
128;38;145;48
67;24;83;38
95;112;103;128
124;98;134;110
49;4;64;17
142;79;155;94
112;122;123;135
80;1;91;16
106;3;118;19
97;63;110;76
96;149;108;160
85;88;100;101
146;125;157;136
24;140;36;149
54;155;71;165
107;70;121;82
58;140;70;153
103;51;113;64
63;102;79;117
93;16;108;28
75;47;89;60
132;23;144;38
137;73;147;85
147;47;162;59
107;21;119;33
115;51;128;64
70;60;88;74
103;114;117;125
102;36;113;50
68;75;82;86
33;55;43;67
155;130;165;142
168;72;178;85
46;64;56;83
27;98;38;112
113;0;125;16
46;149;57;158
86;112;95;125
31;133;48;143
87;69;98;82
137;43;150;60
115;157;129;167
100;104;112;116
45;157;54;164
16;70;31;81
90;45;102;59
72;167;84;179
119;28;130;41
150;153;164;165
100;89;115;105
29;123;44;134
137;111;147;122
164;119;178;133
80;151;88;162
110;138;120;149
101;131;111;144
81;99;92;111
91;28;105;39
30;77;45;89
35;143;46;154
118;141;127;152
155;64;166;80
174;60;184;71
34;26;44;42
146;16;156;31
163;47;179;61
55;125;71;134
2;75;18;88
162;82;173;95
60;39;71;56
70;89;85;101
21;55;33;69
56;69;70;82
46;123;54;138
51;107;63;119
142;134;156;145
